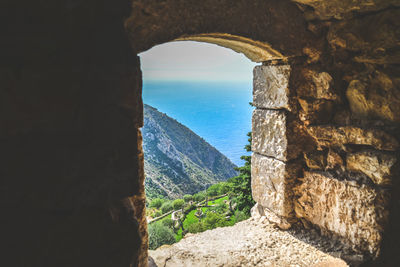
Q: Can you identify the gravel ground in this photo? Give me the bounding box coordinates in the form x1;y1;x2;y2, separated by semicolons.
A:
149;217;348;267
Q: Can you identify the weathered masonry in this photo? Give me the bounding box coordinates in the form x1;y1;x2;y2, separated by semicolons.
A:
1;0;399;266
251;60;398;259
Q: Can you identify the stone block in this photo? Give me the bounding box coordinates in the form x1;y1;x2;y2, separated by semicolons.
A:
294;171;389;256
296;69;338;100
253;65;290;109
251;153;298;217
347;151;397;186
252;109;287;161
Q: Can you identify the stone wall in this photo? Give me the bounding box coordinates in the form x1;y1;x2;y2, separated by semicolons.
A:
251;60;399;262
249;2;400;262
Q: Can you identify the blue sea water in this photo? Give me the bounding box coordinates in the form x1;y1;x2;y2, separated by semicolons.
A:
142;81;253;166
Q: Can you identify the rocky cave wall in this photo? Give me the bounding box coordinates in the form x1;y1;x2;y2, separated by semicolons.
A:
1;0;399;266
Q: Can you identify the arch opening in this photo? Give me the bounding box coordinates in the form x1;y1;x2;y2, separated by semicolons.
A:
139;39;257;218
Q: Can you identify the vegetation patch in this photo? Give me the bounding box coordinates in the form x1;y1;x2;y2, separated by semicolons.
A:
147;132;254;249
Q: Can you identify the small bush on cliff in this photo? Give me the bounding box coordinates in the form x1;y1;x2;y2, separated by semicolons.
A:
203;212;228;230
187;221;205;234
148;223;176;250
161;201;173;214
172;199;185;210
154;210;162;217
218;182;231;195
193;192;206;202
149;198;165;209
183;194;193;202
206;184;221;197
234;210;248;222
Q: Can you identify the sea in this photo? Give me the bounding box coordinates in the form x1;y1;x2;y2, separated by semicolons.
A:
142;80;253;166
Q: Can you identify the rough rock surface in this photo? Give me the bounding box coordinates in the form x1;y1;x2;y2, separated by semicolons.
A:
346;151;397;186
293;0;400;20
304;151;328;170
251;153;297;217
307;126;399;151
253;65;290;109
296;69;337;101
298;98;334;125
149;218;348;267
346;74;400;123
294;171;389;256
251;203;291;230
327;8;400;65
252;109;287;161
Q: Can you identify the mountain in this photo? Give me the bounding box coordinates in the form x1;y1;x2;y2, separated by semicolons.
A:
142;104;237;199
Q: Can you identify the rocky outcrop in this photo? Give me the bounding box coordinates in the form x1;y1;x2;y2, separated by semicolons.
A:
149;219;347;267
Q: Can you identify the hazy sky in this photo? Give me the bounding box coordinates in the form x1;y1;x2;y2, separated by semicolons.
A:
139;41;257;82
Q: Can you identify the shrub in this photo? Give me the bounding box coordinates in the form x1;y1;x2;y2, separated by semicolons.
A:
193;192;206;202
161;202;173;214
148;223;176;250
172;199;185;210
213;202;228;213
187;222;205;234
234;210;248;222
206;184;220;197
183;194;193;203
161;218;174;228
149;198;165;209
154;210;162;217
203;211;227;230
218;182;231;195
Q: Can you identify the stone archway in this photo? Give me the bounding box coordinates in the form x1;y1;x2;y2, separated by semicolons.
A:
129;1;400;264
1;1;399;266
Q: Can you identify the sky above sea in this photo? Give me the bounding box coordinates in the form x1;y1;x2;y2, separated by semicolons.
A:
139;41;257;166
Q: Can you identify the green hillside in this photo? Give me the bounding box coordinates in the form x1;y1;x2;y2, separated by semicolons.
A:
142;104;237;199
